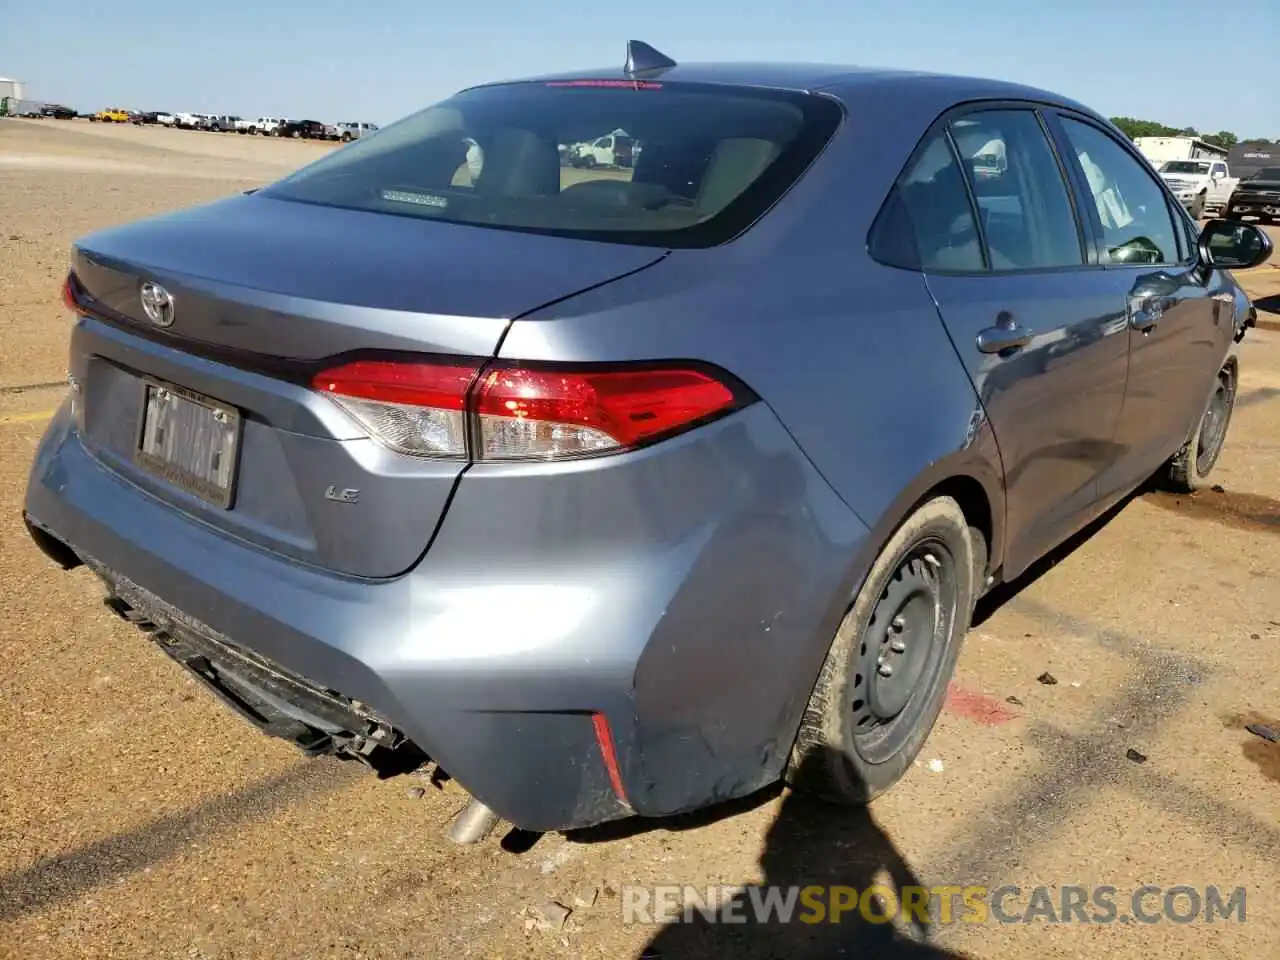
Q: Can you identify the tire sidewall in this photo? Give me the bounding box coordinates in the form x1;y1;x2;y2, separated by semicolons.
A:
1171;363;1237;490
801;497;975;801
1195;366;1237;477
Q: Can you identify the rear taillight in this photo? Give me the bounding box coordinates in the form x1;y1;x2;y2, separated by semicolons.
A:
61;273;78;312
313;359;480;458
312;358;749;461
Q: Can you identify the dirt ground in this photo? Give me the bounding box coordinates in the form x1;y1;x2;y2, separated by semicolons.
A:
2;118;1279;960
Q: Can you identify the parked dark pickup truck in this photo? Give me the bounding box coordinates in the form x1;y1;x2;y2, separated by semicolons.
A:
1225;166;1280;224
39;104;79;120
278;119;332;140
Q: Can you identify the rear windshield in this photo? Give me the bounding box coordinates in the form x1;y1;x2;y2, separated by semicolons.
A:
1245;166;1280;180
260;81;842;248
1161;161;1210;174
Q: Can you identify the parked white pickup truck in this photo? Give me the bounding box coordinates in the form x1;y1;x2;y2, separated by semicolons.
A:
565;129;637;168
1157;159;1237;219
335;122;379;142
247;117;287;136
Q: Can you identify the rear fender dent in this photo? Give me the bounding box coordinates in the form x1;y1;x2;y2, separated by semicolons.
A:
857;425;1007;587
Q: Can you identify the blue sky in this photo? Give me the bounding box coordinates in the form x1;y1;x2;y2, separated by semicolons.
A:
3;0;1274;136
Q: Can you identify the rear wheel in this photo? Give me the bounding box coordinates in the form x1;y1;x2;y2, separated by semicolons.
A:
787;496;976;804
1166;364;1236;492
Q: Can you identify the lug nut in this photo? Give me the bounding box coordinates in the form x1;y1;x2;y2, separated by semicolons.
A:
891;615;905;632
890;639;906;653
878;663;894;678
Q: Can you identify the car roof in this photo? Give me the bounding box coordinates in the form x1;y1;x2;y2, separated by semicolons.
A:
470;61;1102;121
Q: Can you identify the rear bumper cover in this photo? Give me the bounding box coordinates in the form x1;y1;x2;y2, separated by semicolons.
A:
24;399;868;831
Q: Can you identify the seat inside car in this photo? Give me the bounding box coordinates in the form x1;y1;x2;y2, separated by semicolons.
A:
473;128;561;198
901;160;988;270
629;136;714;203
693;138;781;215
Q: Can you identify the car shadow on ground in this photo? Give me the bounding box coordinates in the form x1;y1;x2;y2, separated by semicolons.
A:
632;748;971;959
1253;293;1279;314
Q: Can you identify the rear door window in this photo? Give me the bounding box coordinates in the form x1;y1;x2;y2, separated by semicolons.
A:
261;81;842;248
947;110;1085;270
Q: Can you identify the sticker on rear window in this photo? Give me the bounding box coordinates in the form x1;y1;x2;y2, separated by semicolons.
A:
381;189;448;209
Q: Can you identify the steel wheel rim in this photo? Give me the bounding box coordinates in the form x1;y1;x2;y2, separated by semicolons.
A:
1196;379;1231;476
850;538;958;764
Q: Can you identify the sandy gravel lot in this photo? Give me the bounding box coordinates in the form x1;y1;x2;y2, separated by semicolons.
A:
1;118;1279;960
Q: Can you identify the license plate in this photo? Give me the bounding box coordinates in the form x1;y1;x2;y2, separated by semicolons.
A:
134;379;241;508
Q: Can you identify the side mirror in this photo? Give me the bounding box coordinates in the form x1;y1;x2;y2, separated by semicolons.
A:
1198;219;1274;269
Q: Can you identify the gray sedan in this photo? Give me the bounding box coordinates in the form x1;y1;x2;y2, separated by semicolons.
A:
24;42;1271;840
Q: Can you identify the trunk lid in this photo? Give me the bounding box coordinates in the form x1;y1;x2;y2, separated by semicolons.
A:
68;195;666;578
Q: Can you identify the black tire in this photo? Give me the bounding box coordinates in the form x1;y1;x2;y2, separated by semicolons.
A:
787;496;976;804
1166;364;1236;492
582;155;597;169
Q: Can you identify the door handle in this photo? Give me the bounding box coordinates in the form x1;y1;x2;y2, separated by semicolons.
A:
976;321;1034;355
1127;295;1172;333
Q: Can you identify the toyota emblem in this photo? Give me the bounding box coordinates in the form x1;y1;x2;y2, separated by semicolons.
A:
140;281;175;327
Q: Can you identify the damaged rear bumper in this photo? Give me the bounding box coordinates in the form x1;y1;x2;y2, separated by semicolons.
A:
23;400;868;831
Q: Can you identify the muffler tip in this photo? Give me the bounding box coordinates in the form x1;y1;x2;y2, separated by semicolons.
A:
448;797;500;845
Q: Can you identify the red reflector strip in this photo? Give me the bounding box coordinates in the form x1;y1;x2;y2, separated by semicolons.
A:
591;712;629;805
312;359;480;409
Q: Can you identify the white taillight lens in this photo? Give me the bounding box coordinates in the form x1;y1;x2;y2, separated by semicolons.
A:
477;414;619;460
327;395;467;458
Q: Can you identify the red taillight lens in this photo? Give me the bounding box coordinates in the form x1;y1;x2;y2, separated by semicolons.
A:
473;365;739;459
312;358;746;461
313;359;478;410
312;359;481;459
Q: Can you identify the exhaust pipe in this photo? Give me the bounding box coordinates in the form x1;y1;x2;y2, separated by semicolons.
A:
448;797;500;845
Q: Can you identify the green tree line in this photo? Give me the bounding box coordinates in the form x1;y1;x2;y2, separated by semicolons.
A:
1109;118;1277;149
